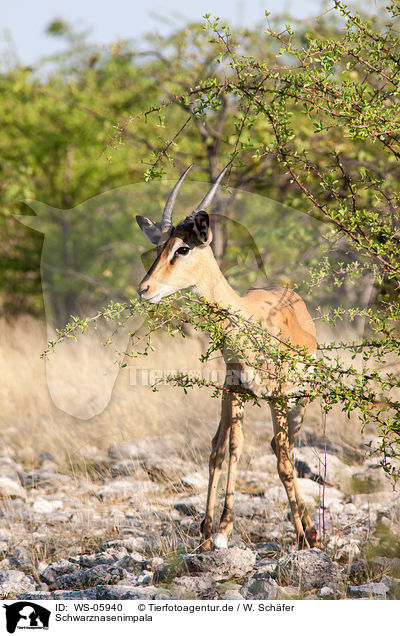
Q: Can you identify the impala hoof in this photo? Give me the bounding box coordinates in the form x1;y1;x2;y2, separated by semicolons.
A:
305;526;323;549
199;538;212;552
212;533;228;550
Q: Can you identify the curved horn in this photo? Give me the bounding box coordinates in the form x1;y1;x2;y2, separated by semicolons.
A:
194;160;233;211
161;164;193;231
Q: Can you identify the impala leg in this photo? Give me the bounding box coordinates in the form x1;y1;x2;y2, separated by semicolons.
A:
200;388;231;551
287;400;323;548
270;401;310;549
217;395;244;547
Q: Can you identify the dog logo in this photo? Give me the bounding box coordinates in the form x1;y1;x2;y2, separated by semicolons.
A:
3;602;50;633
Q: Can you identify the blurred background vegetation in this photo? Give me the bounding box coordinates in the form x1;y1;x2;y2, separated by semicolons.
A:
0;4;381;323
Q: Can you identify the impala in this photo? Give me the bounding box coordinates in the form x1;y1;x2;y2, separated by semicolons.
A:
136;164;322;551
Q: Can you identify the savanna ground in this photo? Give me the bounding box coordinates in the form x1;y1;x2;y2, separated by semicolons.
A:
0;315;399;600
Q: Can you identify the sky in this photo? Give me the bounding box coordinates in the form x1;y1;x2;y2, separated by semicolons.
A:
1;0;328;66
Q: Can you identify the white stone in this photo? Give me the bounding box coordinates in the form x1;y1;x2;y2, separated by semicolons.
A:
319;586;334;597
0;477;26;499
295;447;353;491
180;472;208;491
212;533;228;550
328;500;344;515
96;479;157;502
348;581;389;599
33;498;63;514
0;570;35;597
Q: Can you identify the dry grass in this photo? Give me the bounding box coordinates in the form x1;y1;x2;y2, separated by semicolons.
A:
0;316;391;589
0;316;216;471
0;316;366;474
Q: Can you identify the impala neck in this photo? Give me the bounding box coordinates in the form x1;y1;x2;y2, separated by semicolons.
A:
193;246;244;311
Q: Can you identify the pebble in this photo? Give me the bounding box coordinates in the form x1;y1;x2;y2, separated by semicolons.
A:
0;434;397;601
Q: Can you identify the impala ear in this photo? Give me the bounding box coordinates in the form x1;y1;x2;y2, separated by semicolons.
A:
193;211;212;246
136;215;163;245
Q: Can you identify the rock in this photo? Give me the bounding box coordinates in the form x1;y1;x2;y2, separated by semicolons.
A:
265;478;343;513
18;591;87;600
298;426;364;464
0;477;26;499
255;542;282;558
108;442;143;460
89;585;171;600
347;560;369;584
171;575;217;599
212;533;228;549
294;447;353;492
327;535;361;561
0;539;8;554
234;493;268;517
219;589;245;600
298;478;344;507
111;460;147;479
318;586;335;598
109;437;185;465
237;469;278;494
351;468;391;494
103;537;153;553
40;555;130;591
378;515;392;528
96;479;156;502
20;585;171;600
275;549;342;590
0;558;16;571
216;581;244;600
77;446;105;462
116;554;146;573
120;570;153;586
40;550;140;588
343;502;357;515
20;469;71;488
250;454;278;474
328;500;344;515
0;570;35;597
153;563;172;583
254;561;279;577
179;472;208;491
240;571;281;599
183;547;256;581
32;497;63;514
144;556;164;571
76;548;129;568
141;456;193;483
7;546;32;570
0;458;23;479
347;580;389;599
38;451;55;463
351;492;394;509
174;496;203;517
277;585;302;599
380;574;400;599
49;564;124;590
40;559;76;585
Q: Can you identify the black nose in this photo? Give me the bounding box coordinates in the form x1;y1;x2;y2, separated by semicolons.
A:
139;284;149;297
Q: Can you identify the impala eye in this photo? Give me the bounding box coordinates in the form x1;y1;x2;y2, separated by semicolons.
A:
176;246;190;256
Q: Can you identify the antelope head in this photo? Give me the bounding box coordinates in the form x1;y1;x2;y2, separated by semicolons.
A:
136;164;230;303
